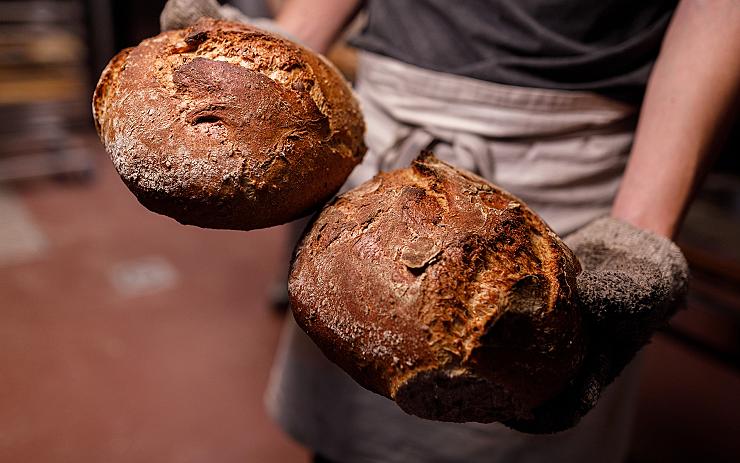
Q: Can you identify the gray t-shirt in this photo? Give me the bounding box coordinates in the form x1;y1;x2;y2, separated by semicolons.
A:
351;0;677;102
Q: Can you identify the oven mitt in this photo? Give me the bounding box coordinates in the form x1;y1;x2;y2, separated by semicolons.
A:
160;0;296;41
505;216;689;434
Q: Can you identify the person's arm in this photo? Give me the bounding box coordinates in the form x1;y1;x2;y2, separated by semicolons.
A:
611;0;740;239
275;0;362;53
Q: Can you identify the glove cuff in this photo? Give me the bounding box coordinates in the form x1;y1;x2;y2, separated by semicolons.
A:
568;216;686;273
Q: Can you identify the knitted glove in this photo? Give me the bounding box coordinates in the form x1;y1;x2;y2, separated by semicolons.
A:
505;217;689;433
160;0;296;40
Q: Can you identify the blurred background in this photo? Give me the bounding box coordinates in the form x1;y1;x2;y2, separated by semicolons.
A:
0;1;738;462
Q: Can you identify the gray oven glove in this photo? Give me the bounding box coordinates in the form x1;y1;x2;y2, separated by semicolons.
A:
505;216;689;434
160;0;296;41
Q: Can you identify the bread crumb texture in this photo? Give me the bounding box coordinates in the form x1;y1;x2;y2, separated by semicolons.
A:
289;153;584;423
93;18;365;230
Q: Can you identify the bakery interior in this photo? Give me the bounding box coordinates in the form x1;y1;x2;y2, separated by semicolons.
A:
0;1;738;462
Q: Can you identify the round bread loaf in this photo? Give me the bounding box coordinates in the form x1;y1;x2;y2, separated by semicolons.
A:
289;152;585;423
93;18;365;230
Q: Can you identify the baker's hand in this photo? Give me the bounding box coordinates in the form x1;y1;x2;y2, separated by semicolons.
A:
161;0;245;30
505;216;689;433
160;0;294;41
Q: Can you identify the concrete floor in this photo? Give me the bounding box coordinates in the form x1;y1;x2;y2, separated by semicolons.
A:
0;137;307;462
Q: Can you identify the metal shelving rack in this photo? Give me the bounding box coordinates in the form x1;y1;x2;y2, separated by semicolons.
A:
0;1;98;182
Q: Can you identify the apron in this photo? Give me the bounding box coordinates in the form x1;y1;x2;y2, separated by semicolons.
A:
266;52;642;463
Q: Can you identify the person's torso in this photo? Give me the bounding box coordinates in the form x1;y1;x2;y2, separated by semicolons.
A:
351;0;677;103
267;51;643;463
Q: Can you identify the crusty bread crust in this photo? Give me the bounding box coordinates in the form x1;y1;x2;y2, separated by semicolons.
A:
93;18;365;230
289;153;584;422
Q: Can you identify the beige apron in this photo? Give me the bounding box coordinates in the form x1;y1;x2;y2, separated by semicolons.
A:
266;52;642;463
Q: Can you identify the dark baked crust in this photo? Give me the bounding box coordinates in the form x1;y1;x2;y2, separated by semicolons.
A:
289;152;584;423
93;18;365;230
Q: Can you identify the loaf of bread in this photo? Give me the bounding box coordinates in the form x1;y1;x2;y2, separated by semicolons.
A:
93;18;365;230
289;153;585;423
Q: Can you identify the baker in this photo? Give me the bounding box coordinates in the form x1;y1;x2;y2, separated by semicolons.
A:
157;1;740;462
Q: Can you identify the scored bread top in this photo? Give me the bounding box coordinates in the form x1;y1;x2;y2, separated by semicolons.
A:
289;153;584;422
93;18;365;230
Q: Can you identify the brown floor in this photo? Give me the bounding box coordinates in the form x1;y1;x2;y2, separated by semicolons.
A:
0;137;308;462
631;334;740;463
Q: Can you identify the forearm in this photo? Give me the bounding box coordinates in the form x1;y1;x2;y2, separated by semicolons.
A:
275;0;362;53
612;0;740;238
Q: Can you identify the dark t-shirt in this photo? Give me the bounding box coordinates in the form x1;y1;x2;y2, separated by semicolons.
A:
351;0;677;102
